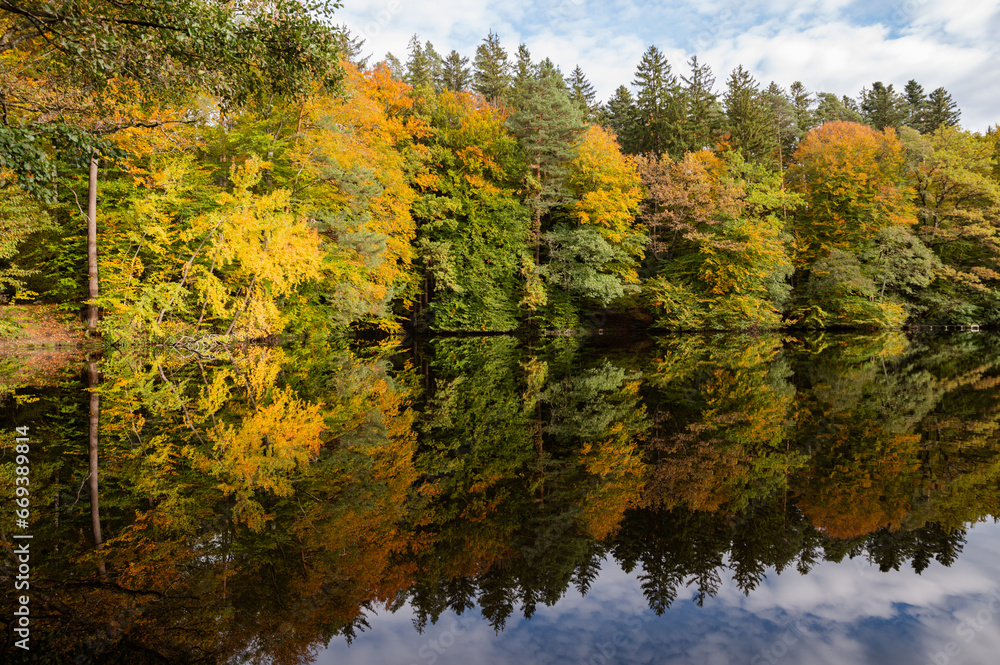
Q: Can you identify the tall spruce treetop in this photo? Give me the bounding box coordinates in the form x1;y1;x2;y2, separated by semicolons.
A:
473;31;512;105
723;65;777;164
903;79;927;130
567;65;599;122
424;41;444;91
680;56;725;152
507;76;586;261
859;82;907;130
405;35;433;89
442;50;472;92
764;82;799;168
600;85;639;153
789;81;814;134
382;52;404;78
510;43;535;107
632;45;682;157
813;92;862;125
923;87;961;133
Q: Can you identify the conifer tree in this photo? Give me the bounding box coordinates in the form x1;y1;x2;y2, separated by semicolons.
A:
789;81;814;134
764;82;799;169
632;45;682;157
567;65;599;122
679;56;725;152
424;41;444;91
903;79;927;130
723;66;777;164
473;31;512;105
537;57;565;85
507;77;586;263
813;92;862;125
405;35;433;89
923;87;961;132
859;82;906;130
510;44;535;107
335;25;369;69
442;50;472;92
382;52;404;79
600;86;639;154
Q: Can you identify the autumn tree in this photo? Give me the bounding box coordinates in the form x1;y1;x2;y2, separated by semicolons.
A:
788;121;917;326
544;125;648;313
901;126;1000;322
639;151;799;329
790;121;915;255
0;0;341;332
412;90;532;331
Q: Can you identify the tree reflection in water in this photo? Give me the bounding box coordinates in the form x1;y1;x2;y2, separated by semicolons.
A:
2;332;1000;663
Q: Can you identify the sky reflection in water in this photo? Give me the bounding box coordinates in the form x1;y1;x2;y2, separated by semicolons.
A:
322;521;1000;665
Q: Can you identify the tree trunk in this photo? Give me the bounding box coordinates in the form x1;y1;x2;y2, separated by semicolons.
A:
87;155;99;335
88;361;106;578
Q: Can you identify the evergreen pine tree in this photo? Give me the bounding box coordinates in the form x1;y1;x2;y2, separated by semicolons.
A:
473;31;512;105
789;81;814;133
813;92;862;124
537;57;564;85
507;77;586;263
441;50;472;92
424;41;444;92
382;52;404;78
600;85;639;153
510;44;535;108
567;65;599;122
405;35;433;89
723;65;777;164
679;56;725;152
632;45;683;157
903;79;927;130
923;87;961;132
859;82;906;130
334;24;369;69
764;82;799;169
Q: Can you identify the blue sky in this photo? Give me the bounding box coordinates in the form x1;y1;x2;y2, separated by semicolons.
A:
336;0;1000;131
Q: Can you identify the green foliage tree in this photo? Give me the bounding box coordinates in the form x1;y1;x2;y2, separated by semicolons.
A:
679;56;725;153
860;82;907;131
723;66;777;164
600;85;640;153
506;76;586;266
441;50;472;91
632;45;683;157
472;31;512;105
567;65;599;122
923;87;961;133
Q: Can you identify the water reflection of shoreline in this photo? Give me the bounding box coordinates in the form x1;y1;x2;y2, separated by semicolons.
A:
2;332;999;663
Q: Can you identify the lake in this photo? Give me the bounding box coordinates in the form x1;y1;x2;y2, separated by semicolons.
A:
2;331;1000;664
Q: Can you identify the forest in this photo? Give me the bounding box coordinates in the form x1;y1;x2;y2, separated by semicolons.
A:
2;1;1000;340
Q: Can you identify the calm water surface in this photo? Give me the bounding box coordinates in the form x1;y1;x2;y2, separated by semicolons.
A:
2;332;999;664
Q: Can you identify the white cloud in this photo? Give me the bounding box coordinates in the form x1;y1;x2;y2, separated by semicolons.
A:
334;0;999;130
